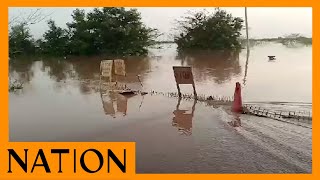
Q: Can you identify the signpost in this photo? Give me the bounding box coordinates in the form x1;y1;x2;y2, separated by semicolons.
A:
100;59;127;91
100;60;113;78
113;59;126;90
173;66;197;98
114;59;126;76
100;60;113;90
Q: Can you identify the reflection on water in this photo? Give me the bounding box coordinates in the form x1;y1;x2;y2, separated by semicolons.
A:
228;113;242;128
100;91;117;117
172;97;197;136
9;43;312;173
41;59;74;82
177;50;241;84
100;90;139;117
9;43;311;103
9;57;35;85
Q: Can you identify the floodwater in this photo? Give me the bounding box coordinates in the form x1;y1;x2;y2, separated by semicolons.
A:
9;42;312;173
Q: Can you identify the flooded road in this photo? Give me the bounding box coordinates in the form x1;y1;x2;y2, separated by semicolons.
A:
9;42;312;173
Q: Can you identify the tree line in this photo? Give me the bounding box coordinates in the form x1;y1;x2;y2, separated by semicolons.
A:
9;8;245;58
9;8;160;57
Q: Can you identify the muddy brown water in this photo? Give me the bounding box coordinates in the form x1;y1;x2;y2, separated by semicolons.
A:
9;43;312;173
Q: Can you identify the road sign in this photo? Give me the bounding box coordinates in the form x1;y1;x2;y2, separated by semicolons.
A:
173;66;195;84
172;66;197;97
114;59;126;76
100;60;113;77
99;59;127;92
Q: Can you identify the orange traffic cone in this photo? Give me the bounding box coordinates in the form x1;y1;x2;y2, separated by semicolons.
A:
232;82;243;113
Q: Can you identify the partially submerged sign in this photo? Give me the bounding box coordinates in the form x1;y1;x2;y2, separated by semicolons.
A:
100;60;113;77
173;66;194;84
114;59;126;76
172;66;197;97
100;59;126;77
100;59;127;91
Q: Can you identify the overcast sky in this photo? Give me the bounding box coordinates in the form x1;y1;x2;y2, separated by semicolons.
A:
9;7;312;40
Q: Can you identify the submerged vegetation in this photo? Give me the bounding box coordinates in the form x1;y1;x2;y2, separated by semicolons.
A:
9;8;160;58
174;8;244;52
9;78;23;92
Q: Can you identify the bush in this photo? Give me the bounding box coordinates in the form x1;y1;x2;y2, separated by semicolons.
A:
174;8;244;51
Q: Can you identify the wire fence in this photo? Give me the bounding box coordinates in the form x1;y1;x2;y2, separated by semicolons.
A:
145;90;312;125
243;104;312;126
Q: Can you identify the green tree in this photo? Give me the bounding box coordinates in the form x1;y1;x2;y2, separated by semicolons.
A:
41;20;69;56
66;7;159;56
66;9;92;55
174;8;244;51
9;23;35;56
10;7;159;57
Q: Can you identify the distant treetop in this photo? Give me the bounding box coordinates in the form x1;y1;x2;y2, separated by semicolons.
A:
174;8;244;52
